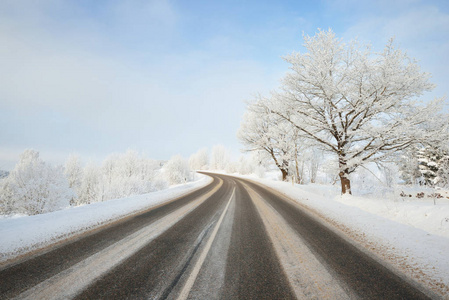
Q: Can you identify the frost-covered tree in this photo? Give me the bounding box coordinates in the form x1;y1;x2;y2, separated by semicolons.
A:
307;148;323;184
398;145;449;187
238;103;300;181
0;149;73;215
261;29;448;194
400;146;449;187
249;151;268;178
236;156;254;175
164;155;190;185
189;148;209;170
96;150;159;201
210;145;230;171
398;146;422;185
78;163;100;205
64;154;82;205
437;153;449;188
418;147;441;186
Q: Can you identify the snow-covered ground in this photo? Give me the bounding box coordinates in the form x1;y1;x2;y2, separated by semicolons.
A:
236;172;449;297
0;174;212;264
2;169;448;296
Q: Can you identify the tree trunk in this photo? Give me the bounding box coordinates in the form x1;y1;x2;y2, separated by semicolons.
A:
339;171;352;195
294;145;302;184
338;150;351;194
281;168;288;181
295;162;301;184
269;150;289;182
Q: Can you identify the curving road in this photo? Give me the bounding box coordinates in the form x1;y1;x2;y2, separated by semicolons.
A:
0;173;435;299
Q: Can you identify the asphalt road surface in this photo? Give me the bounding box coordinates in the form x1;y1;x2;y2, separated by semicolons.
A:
0;173;436;299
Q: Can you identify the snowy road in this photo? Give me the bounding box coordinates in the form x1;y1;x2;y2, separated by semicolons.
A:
0;173;435;299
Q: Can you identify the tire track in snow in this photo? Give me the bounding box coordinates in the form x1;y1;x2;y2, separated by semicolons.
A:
244;182;351;299
177;186;235;300
241;177;432;299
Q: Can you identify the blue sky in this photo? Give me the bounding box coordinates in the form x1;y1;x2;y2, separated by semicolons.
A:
1;0;448;169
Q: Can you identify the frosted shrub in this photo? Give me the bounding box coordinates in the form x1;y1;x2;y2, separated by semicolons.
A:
0;149;73;215
77;163;100;205
254;165;266;178
64;154;82;205
189;148;209;170
83;150;163;203
164;155;191;185
0;178;13;214
151;176;168;191
210;145;230;171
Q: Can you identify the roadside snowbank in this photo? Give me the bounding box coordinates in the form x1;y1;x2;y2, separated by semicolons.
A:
0;175;211;263
235;174;449;297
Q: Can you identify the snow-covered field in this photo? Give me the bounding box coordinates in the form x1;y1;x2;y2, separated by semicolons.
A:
0;175;211;264
236;173;449;297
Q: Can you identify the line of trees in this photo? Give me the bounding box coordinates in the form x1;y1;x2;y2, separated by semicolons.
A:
0;149;192;215
238;29;449;194
0;144;268;216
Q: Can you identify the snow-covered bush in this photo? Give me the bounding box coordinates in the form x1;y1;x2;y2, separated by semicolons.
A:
74;150;163;205
189;148;209;170
77;163;100;205
0;149;73;215
225;161;238;174
96;150;159;201
64;154;83;205
210;145;230;171
237;156;254;175
254;165;266;178
164;155;191;185
0;149;199;215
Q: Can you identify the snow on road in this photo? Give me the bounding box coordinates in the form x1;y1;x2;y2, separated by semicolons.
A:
237;174;449;297
2;169;448;296
244;182;350;299
15;179;221;300
0;175;212;264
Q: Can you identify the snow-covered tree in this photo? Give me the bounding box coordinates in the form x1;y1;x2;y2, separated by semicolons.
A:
189;148;209;170
399;146;449;187
249;151;268;178
164;155;190;185
96;150;159;201
78;163;100;205
437;152;449;188
398;146;422;185
261;29;448;194
418;147;441;186
210;145;230;171
64;154;82;205
236;156;254;175
0;149;73;215
238;103;300;181
307;148;323;184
